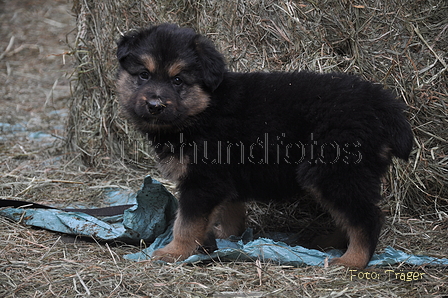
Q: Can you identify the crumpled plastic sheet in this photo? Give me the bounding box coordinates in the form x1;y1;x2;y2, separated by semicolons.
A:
1;176;447;267
124;228;448;267
0;176;177;244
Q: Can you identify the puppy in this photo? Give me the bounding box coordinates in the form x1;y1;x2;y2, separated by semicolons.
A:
116;23;413;268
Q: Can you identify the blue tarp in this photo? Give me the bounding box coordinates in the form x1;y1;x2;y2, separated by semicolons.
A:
1;176;447;267
0;176;177;244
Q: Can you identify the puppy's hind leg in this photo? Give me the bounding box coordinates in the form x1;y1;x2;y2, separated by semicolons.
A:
327;205;384;268
326;194;383;268
303;171;384;268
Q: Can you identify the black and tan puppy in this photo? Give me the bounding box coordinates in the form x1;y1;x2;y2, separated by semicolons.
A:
116;24;413;268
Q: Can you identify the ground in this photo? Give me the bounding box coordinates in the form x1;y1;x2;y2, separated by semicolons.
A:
0;0;447;297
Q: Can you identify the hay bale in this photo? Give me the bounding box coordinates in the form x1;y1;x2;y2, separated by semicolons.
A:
67;0;448;217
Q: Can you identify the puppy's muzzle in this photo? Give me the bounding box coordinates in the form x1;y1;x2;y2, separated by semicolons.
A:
146;98;166;115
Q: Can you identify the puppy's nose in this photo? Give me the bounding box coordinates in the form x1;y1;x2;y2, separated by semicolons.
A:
146;98;165;115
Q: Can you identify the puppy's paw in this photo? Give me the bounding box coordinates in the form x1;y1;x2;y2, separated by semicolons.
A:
329;255;369;269
152;243;195;263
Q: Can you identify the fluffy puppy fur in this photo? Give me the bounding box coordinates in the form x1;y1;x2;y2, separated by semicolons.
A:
116;23;413;268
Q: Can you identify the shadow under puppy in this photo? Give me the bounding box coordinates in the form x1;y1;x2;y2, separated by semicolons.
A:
116;23;413;268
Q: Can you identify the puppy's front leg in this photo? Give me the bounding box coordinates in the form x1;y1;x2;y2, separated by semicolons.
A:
152;179;228;262
152;209;210;262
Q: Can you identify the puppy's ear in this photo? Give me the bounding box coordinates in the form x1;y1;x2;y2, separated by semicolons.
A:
117;35;132;64
117;33;141;68
194;35;226;92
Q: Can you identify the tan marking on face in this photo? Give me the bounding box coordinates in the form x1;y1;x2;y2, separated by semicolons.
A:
210;201;246;239
167;60;187;77
116;70;136;102
152;210;209;262
157;155;189;182
141;54;157;73
183;85;211;116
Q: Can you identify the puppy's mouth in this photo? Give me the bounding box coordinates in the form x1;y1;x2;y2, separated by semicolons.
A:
122;83;211;133
140;109;180;124
133;113;180;132
133;96;173;121
133;100;188;131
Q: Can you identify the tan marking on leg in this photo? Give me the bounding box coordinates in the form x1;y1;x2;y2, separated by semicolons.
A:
141;54;157;73
167;60;187;77
307;187;372;268
325;207;371;268
329;226;371;268
210;201;246;239
152;211;208;262
306;187;351;230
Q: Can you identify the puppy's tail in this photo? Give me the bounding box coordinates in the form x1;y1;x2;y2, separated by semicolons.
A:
382;100;413;161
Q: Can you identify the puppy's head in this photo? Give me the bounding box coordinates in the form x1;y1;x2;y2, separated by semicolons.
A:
116;23;226;133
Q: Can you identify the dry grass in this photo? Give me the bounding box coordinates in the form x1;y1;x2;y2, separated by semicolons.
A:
67;0;448;217
1;215;447;297
1;0;447;297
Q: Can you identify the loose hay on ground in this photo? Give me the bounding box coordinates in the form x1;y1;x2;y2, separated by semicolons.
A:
1;217;447;297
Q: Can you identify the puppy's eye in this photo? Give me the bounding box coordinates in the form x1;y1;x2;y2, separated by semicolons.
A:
172;76;183;86
139;71;150;80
